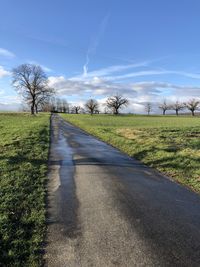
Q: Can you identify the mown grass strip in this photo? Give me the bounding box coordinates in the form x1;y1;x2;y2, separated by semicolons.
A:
0;113;50;266
61;114;200;193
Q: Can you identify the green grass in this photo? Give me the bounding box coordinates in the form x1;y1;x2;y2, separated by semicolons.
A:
61;114;200;193
0;113;50;266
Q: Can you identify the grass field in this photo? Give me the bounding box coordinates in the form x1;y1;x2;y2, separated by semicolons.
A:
61;114;200;193
0;113;50;266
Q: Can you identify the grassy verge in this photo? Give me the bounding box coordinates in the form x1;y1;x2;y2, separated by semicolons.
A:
0;113;50;266
61;114;200;193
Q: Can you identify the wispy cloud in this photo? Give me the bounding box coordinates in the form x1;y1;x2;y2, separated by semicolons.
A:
0;66;10;78
83;53;90;77
72;61;149;80
41;65;52;73
0;48;15;58
170;71;200;80
76;60;200;82
83;14;109;76
104;69;200;81
28;61;52;72
106;70;167;81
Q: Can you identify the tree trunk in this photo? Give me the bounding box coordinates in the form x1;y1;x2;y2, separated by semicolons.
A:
192;110;195;116
35;104;38;114
31;104;35;115
176;110;178;116
31;97;35;115
163;110;166;115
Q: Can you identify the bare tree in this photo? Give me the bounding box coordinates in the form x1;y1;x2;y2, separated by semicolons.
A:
56;98;62;112
47;97;56;112
34;87;55;113
40;102;52;112
71;105;81;114
106;94;129;115
85;99;99;115
184;99;200;116
12;64;52;115
62;99;69;113
171;101;184;116
48;98;69;113
145;102;152;115
159;100;170;115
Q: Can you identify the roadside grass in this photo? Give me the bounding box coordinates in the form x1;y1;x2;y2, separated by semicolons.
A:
0;113;50;266
61;114;200;193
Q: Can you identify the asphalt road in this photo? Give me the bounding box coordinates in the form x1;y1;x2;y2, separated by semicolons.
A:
44;114;200;267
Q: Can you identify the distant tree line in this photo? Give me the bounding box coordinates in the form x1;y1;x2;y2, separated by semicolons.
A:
157;99;200;116
12;63;200;116
36;94;129;115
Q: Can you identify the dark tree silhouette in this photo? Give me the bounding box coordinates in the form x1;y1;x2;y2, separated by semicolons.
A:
61;99;69;113
171;101;184;116
184;99;200;116
145;102;152;115
34;87;54;113
85;99;99;115
106;94;129;115
159;100;170;115
72;105;81;114
12;64;53;114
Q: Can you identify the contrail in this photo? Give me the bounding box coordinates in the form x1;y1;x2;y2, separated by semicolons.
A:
83;53;90;76
83;14;110;77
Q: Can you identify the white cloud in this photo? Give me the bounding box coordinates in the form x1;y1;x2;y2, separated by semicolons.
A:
69;70;200;105
130;81;200;97
49;75;200;99
129;102;146;113
0;102;21;111
0;95;21;104
48;75;137;97
48;73;200;113
0;95;22;111
0;48;15;58
0;66;10;78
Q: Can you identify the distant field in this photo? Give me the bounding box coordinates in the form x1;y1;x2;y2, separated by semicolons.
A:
0;113;50;266
61;114;200;193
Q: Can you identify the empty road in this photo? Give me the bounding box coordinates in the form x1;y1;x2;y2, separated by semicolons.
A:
44;114;200;267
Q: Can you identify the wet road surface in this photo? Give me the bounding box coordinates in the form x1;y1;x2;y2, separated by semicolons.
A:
44;114;200;267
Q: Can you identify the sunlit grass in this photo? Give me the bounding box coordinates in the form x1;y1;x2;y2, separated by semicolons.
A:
0;113;50;266
61;114;200;193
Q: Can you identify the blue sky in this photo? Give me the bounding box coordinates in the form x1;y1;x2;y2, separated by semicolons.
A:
0;0;200;112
